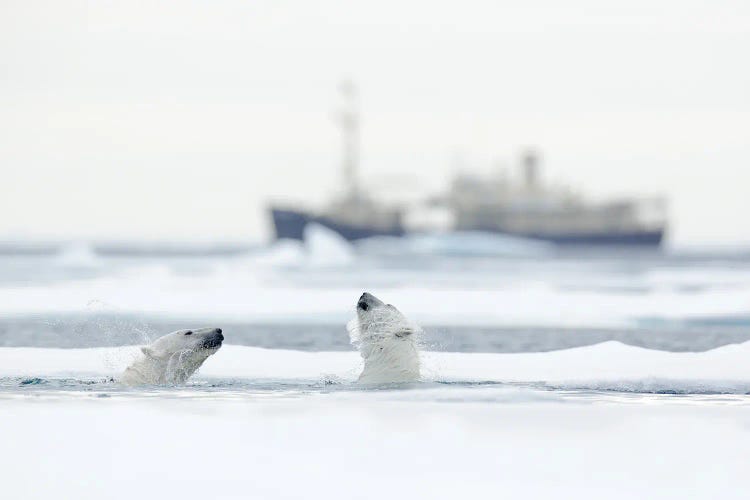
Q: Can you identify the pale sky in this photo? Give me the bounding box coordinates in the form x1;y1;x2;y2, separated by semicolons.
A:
1;0;748;244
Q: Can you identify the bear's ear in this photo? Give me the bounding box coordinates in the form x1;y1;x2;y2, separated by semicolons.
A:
395;328;413;338
141;346;156;358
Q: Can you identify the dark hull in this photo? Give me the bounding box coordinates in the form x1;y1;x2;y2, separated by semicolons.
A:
271;208;405;241
270;208;664;246
514;230;664;246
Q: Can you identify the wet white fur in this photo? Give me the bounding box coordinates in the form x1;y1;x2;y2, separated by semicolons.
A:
121;328;221;385
348;299;421;384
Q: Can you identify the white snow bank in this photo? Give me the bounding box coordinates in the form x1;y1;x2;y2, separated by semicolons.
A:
55;241;102;268
2;341;750;392
0;277;748;327
356;231;553;257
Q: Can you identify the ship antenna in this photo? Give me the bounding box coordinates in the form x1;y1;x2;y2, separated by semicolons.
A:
338;80;359;199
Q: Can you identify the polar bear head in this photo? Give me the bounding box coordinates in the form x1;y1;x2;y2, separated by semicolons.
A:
122;327;224;385
142;327;224;359
348;292;420;383
352;292;416;341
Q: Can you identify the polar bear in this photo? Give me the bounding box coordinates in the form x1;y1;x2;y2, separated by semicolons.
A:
347;292;421;384
121;327;224;385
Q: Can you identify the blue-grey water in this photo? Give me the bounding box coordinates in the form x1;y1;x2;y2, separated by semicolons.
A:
2;314;750;352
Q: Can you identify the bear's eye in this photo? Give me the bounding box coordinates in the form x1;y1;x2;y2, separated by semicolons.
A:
184;331;193;336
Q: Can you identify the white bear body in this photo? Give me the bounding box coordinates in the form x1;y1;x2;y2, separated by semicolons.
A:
121;327;223;385
348;293;421;384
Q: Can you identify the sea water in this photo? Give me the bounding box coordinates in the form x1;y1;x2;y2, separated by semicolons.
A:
1;235;750;499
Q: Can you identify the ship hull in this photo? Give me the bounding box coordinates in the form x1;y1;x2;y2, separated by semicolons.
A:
271;208;664;246
271;208;406;241
514;230;664;246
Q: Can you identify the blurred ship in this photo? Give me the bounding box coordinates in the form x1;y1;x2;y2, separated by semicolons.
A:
270;84;667;247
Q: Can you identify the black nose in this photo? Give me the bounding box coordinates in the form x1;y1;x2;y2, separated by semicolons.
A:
215;328;224;341
215;328;222;334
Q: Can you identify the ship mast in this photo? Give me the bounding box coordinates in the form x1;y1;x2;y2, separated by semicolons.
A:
338;80;360;200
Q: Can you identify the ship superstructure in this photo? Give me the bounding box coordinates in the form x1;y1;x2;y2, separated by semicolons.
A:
441;151;666;245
